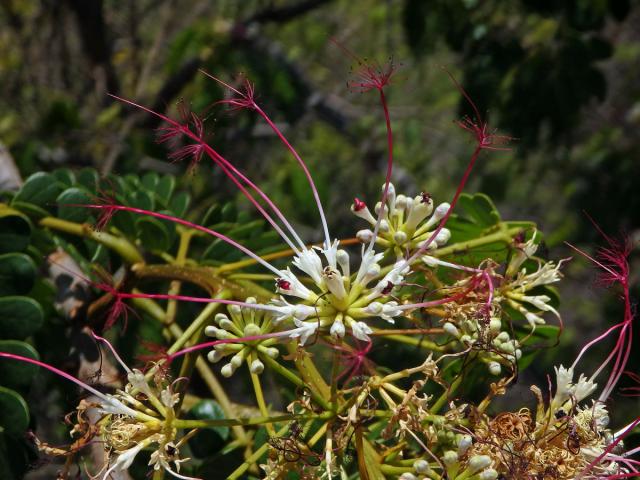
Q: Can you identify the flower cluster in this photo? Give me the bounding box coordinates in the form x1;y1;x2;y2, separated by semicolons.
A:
352;182;451;258
2;52;637;480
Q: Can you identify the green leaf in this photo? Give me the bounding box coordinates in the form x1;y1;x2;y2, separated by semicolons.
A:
76;168;99;190
52;169;75;187
155;175;176;205
0;297;44;340
0;387;29;436
0;253;36;296
169;191;190;217
127;190;154;211
135;214;176;252
141;172;159;192
458;193;501;227
9;201;50;220
0;208;31;254
0;341;39;389
187;400;229;458
56;188;93;223
12;172;64;208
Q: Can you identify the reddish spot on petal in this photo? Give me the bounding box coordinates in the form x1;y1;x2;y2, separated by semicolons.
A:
353;197;366;211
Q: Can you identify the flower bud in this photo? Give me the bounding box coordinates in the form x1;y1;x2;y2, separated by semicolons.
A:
330;319;346;338
221;363;235;378
443;322;460;337
458;434;472;455
207;350;223;363
204;326;219;337
250;359;264;375
357;229;374;243
433;202;450;221
374;202;388;217
219;318;235;331
398;474;416;480
479;469;498;480
395;194;408;211
393;231;408;245
230;352;244;369
215;313;229;325
243;323;261;337
262;347;279;358
489;317;502;333
468;455;491;471
496;332;510;342
435;228;451;246
413;460;430;474
337;249;350;277
442;450;458;466
488;361;501;376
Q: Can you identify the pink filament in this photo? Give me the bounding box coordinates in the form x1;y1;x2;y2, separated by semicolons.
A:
109;94;305;252
80;204;281;276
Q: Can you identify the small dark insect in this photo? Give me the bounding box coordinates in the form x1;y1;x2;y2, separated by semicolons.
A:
555;409;566;420
420;191;432;204
566;424;581;455
381;281;394;295
276;278;291;290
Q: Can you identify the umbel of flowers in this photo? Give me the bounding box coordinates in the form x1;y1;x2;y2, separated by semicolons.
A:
0;48;637;480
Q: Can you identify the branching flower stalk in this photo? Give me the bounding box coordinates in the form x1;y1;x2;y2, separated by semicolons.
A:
2;50;638;480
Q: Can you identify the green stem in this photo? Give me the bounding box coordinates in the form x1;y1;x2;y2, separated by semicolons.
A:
431;373;464;414
39;217;143;263
167;298;229;355
248;354;276;436
286;343;330;400
261;355;330;410
432;226;522;258
383;333;444;351
174;412;329;429
130;295;248;443
227;424;290;480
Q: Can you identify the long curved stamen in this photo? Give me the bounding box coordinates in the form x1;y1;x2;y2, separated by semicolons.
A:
600;325;633;401
0;352;142;418
203;146;304;252
116;292;284;314
367;87;394;255
252;104;331;249
168;331;291;360
80;204;282;276
92;331;132;373
404;143;483;267
199;72;331;249
109;94;306;252
579;416;640;477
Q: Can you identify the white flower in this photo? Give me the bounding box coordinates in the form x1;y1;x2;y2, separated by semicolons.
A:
554;365;575;404
573;373;597;402
351;321;373;341
367;260;409;300
292;247;323;285
354;246;384;285
276;268;313;300
270;297;316;324
365;301;401;323
289;318;319;345
330;319;346;338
